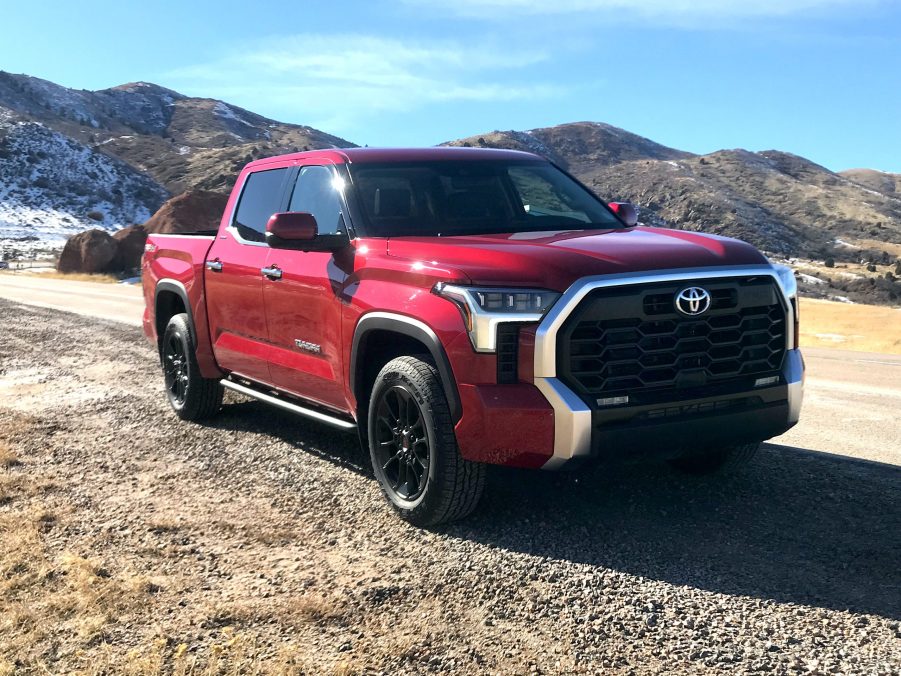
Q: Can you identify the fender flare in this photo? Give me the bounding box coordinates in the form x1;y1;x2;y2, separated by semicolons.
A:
350;312;462;422
154;279;196;346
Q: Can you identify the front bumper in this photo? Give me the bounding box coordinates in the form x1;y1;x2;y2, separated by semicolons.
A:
536;347;803;470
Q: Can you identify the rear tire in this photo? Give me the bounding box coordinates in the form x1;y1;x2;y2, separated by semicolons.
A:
669;442;761;475
161;313;222;421
368;356;485;527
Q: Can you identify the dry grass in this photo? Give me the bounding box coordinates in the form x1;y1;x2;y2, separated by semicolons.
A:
14;271;121;283
0;446;19;469
0;410;361;674
836;238;901;258
205;592;348;631
799;297;901;354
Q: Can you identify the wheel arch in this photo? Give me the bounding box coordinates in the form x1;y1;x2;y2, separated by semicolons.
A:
350;313;462;424
154;280;194;356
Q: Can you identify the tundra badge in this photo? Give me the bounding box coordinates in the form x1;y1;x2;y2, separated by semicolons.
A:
295;339;322;354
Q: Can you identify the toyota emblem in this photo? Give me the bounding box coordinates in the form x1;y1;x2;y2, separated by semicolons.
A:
675;287;712;316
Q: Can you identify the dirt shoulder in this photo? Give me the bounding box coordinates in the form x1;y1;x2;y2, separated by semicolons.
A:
0;300;899;674
800;297;901;353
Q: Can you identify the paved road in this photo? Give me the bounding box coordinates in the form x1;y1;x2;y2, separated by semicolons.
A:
0;273;144;326
1;273;898;466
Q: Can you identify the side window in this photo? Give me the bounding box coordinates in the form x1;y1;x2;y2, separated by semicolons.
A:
288;165;345;235
233;168;289;242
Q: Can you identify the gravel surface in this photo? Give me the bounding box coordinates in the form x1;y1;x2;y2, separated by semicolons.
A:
1;298;899;674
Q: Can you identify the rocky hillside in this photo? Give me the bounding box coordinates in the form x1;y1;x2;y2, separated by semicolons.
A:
0;72;353;257
0;106;167;257
0;74;354;194
445;125;901;265
839;168;901;197
1;71;898;304
445;122;692;175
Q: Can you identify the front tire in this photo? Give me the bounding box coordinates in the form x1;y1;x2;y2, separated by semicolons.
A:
669;442;761;475
161;313;223;421
368;356;485;527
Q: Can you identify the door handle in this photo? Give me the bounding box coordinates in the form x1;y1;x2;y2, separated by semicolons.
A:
261;265;283;280
206;259;223;272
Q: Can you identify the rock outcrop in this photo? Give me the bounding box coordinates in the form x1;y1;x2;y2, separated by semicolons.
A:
57;229;119;273
55;191;231;274
144;191;229;234
112;224;148;271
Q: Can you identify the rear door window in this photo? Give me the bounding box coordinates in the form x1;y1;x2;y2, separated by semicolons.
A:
233;168;290;242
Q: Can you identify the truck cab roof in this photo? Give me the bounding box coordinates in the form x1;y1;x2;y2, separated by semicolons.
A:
244;146;543;170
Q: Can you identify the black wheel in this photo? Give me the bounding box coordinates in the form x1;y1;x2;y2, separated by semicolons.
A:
161;313;222;421
368;356;485;527
669;442;761;475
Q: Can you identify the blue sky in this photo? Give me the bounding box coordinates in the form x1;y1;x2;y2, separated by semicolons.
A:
1;0;899;172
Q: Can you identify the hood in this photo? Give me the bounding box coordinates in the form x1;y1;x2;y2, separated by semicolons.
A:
385;227;770;291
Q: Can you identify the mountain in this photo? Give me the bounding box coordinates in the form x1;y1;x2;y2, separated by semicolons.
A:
0;72;354;256
0;72;898;304
0;105;167;256
445;125;901;263
444;122;692;174
839;168;901;197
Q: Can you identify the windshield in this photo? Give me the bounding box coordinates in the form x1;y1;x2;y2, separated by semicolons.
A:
346;160;624;237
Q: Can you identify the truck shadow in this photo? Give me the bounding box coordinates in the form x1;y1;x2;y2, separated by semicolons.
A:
205;401;900;621
455;443;901;620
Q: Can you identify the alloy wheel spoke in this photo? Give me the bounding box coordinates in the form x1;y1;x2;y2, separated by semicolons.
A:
374;385;430;501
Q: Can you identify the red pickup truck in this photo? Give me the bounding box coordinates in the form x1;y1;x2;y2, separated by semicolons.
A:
142;147;803;525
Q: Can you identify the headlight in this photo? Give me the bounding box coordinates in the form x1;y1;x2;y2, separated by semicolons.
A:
771;263;798;299
434;284;561;352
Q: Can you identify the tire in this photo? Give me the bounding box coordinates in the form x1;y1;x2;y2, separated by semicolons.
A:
160;313;223;421
669;442;761;475
367;356;485;527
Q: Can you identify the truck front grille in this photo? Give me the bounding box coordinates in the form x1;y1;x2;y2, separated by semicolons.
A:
557;277;787;405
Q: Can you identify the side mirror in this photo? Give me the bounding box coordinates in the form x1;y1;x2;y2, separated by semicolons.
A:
266;212;318;246
608;201;638;227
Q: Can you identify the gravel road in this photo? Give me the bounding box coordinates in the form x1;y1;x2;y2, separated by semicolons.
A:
1;298;899;674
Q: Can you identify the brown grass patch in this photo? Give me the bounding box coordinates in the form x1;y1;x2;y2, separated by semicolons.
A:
204;591;348;632
0;509;162;661
0;447;19;469
0;270;121;283
106;631;314;676
800;297;901;354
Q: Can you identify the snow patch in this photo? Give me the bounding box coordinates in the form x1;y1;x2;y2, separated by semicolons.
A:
0;118;166;257
213;101;253;128
797;273;826;286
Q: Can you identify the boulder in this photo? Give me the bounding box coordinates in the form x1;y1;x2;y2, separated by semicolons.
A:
144;190;229;234
57;229;118;273
112;224;148;271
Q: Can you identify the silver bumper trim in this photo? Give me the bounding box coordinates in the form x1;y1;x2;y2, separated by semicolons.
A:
785;348;805;425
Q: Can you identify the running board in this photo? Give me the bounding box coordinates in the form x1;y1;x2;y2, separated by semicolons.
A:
221;379;357;430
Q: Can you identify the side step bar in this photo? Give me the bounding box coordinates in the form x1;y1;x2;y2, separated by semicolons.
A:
221;379;357;431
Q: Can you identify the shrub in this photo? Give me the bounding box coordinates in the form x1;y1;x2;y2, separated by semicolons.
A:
86;211;104;222
866;263;877;273
824;257;835;268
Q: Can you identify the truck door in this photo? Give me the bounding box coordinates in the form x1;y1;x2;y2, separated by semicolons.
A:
262;163;349;411
205;166;290;385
